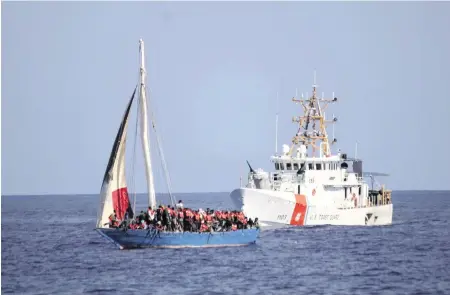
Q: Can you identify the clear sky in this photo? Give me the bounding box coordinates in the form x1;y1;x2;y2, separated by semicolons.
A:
2;1;450;195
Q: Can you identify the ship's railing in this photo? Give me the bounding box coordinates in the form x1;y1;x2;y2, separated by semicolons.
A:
365;189;392;207
382;190;392;205
270;173;305;183
269;172;306;191
337;188;392;209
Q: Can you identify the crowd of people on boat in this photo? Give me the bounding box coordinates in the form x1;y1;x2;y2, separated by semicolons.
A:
107;200;259;233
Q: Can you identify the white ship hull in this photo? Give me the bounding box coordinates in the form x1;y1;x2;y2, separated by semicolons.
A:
230;188;393;227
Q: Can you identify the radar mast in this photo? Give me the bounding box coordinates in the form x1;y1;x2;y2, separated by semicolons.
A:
290;71;338;157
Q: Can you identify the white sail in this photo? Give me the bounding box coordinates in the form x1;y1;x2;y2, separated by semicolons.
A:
139;39;157;209
97;88;136;228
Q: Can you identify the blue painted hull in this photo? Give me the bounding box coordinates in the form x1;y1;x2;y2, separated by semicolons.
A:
96;228;260;250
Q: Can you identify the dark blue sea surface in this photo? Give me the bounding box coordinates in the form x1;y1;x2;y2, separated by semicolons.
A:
2;191;450;295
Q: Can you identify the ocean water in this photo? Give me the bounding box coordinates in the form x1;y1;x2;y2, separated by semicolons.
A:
1;191;450;295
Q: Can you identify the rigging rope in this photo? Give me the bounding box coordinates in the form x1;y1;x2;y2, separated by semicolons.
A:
154;125;176;206
147;88;177;207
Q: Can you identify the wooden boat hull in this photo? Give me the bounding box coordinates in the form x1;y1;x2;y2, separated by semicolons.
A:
96;228;260;250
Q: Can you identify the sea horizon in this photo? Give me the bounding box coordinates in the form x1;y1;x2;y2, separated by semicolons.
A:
2;189;450;198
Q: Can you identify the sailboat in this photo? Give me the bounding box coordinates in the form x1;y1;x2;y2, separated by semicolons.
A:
95;39;260;250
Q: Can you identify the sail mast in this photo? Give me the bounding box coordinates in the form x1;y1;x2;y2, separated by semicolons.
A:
275;92;279;154
139;39;157;209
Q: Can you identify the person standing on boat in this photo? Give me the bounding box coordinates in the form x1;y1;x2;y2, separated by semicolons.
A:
198;208;206;227
162;206;170;230
192;211;200;231
177;208;184;231
107;211;118;228
169;206;179;231
254;218;260;229
148;207;156;225
156;206;163;223
184;208;193;232
248;218;254;228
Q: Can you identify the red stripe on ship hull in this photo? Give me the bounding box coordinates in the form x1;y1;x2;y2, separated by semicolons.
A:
289;194;308;226
112;187;131;220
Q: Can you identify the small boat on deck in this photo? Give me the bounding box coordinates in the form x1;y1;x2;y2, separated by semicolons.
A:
95;39;259;250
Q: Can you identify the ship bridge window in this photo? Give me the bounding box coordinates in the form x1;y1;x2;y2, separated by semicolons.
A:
280;163;285;170
275;163;280;170
316;163;322;170
293;163;299;170
286;163;292;170
308;163;313;170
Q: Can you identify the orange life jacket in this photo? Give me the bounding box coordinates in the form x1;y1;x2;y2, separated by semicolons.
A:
200;223;208;232
170;209;176;218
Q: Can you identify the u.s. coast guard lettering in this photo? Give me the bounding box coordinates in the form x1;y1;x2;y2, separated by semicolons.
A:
309;213;340;221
